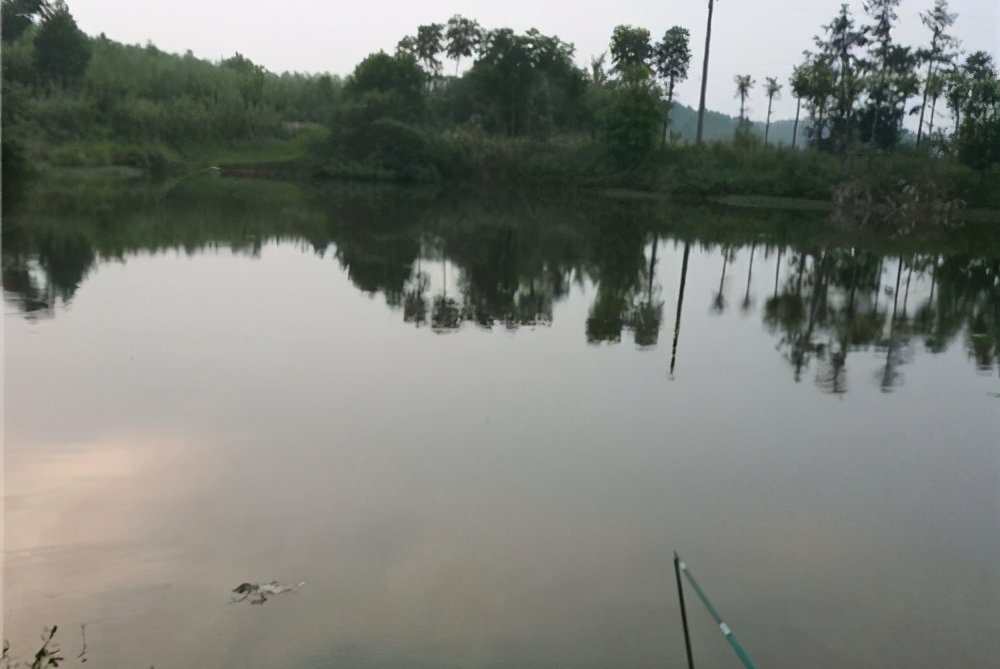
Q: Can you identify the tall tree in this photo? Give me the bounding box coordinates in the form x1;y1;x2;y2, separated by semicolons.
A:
862;0;906;147
952;52;998;168
815;4;867;152
445;15;481;76
734;74;755;123
695;0;716;144
924;69;948;140
600;63;662;160
609;25;652;74
590;52;608;86
764;76;782;145
792;53;838;149
652;26;691;143
945;63;971;135
415;23;444;76
467;27;581;137
1;0;53;42
915;0;958;147
948;51;996;136
790;64;808;148
32;1;90;86
396;35;417;57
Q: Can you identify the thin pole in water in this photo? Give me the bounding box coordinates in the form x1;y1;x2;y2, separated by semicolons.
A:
669;243;691;377
673;552;695;669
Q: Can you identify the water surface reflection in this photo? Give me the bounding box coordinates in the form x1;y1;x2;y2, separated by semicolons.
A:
3;179;998;669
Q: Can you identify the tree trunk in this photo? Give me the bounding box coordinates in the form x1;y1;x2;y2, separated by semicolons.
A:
916;50;936;147
870;92;880;145
696;0;715;145
765;94;774;146
662;79;675;146
792;97;801;148
928;92;939;139
917;64;933;146
840;53;852;153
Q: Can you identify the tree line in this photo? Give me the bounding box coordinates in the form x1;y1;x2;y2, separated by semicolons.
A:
2;0;998;183
785;0;998;167
325;2;999;176
2;0;339;174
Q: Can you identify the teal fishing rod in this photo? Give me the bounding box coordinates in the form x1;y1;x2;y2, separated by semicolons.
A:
673;552;759;669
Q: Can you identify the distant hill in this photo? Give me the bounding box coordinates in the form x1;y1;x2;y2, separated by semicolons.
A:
668;103;810;147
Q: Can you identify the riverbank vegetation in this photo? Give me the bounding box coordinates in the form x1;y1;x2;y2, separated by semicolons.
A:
2;0;998;210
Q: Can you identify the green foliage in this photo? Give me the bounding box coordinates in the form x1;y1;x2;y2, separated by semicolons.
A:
461;27;584;136
652;26;690;101
1;0;51;42
860;0;915;148
5;1;999;205
733;74;755;121
813;3;868;151
444;15;481;73
953;56;1000;169
597;65;661;162
609;25;651;74
792;55;838;149
344;50;425;118
2;18;340;175
32;2;89;86
415;23;444;75
334;51;428;165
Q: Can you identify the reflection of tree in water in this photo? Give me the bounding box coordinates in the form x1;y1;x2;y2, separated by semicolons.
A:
741;241;756;313
762;248;1000;392
925;256;999;372
446;222;570;330
585;221;656;346
669;242;691;377
2;231;96;318
628;235;664;348
403;265;429;327
431;260;462;333
816;249;886;393
711;245;736;314
766;248;890;390
331;228;421;309
4;179;997;389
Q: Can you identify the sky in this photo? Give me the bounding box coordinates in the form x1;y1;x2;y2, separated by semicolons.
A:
72;0;999;121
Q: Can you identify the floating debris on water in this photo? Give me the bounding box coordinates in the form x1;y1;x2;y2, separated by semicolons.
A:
230;581;304;605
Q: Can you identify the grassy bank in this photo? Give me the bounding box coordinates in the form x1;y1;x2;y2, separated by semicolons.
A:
310;128;1000;211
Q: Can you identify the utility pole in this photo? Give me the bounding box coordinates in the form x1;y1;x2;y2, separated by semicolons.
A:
695;0;716;144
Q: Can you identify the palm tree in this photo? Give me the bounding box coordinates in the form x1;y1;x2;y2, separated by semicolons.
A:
764;77;782;146
695;0;717;144
445;15;481;76
415;23;444;76
734;74;755;123
789;63;810;148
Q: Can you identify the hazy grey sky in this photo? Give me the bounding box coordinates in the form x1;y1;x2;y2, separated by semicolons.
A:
73;0;998;120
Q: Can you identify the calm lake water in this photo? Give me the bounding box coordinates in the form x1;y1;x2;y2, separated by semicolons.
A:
4;178;999;668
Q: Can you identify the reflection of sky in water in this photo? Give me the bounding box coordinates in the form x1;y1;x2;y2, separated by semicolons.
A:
5;241;999;669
